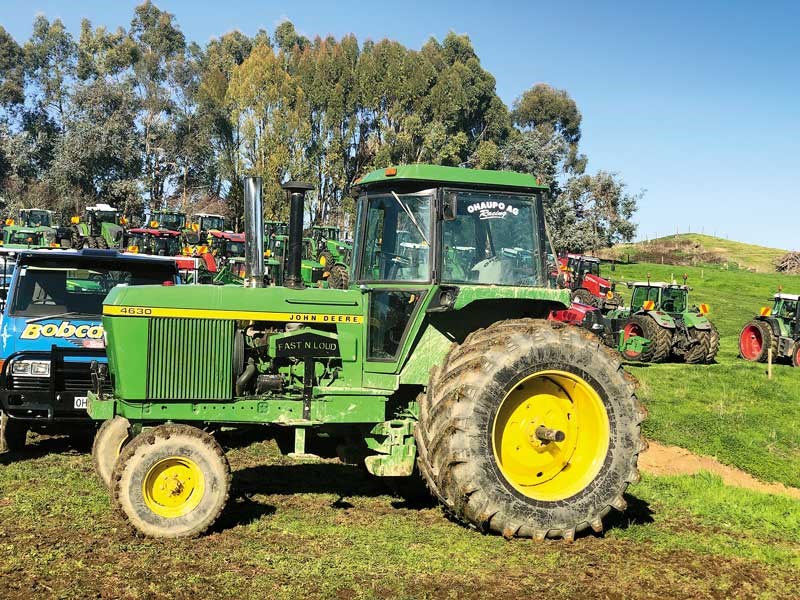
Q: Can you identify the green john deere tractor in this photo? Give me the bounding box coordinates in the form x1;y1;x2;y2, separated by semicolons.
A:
1;209;59;248
149;209;187;233
608;280;719;363
87;165;645;540
311;225;352;289
739;292;800;367
71;204;127;249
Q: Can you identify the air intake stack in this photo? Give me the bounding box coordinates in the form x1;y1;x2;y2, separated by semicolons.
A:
243;176;265;288
282;181;314;290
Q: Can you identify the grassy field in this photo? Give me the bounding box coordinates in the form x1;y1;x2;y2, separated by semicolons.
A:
1;259;799;598
601;233;789;273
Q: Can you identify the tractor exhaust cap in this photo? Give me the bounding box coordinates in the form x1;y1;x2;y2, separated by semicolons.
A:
282;181;314;290
243;176;265;287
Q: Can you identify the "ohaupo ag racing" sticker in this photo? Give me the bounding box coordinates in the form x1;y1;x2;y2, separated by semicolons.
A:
466;201;520;220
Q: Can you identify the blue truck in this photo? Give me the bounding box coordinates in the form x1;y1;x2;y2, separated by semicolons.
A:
0;249;179;451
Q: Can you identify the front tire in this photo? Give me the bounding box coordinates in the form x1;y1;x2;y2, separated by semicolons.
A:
93;416;133;488
328;264;349;290
791;342;800;368
112;424;231;538
415;319;645;540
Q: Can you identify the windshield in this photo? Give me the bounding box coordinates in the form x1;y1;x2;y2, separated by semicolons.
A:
775;298;798;319
130;234;181;256
202;216;225;231
94;211;118;225
11;259;176;317
661;287;687;312
442;191;544;286
8;231;42;245
359;192;432;282
154;212;186;230
221;241;245;257
22;210;52;227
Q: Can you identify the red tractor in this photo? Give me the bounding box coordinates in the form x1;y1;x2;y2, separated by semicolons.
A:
555;253;623;309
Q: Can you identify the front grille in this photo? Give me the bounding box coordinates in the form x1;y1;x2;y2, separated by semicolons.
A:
147;318;234;400
8;364;112;394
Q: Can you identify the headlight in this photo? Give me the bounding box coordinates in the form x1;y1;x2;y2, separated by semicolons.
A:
11;360;50;377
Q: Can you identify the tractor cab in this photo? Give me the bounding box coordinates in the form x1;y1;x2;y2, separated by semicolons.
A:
767;293;800;337
18;209;54;228
85;205;119;230
556;254;620;309
193;213;225;233
150;210;186;232
125;228;182;257
629;283;689;314
207;231;246;259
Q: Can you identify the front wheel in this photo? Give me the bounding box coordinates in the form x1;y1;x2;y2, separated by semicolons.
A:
415;319;645;540
92;416;133;488
327;264;349;290
112;424;231;538
791;342;800;368
623;314;671;363
572;288;597;307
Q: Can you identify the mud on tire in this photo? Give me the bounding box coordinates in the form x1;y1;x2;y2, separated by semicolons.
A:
112;424;231;538
328;263;350;290
93;416;133;488
415;319;645;540
572;288;597;307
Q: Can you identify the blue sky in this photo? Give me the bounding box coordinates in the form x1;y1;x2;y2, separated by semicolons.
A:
3;0;798;249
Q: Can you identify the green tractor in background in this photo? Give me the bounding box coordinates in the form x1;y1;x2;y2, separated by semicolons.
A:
264;221;326;287
1;209;60;248
311;225;352;289
87;165;644;541
739;292;800;367
608;279;719;364
183;213;227;246
149;209;187;233
70;203;127;249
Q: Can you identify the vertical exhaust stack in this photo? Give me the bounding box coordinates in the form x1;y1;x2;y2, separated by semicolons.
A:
282;181;314;290
243;176;265;288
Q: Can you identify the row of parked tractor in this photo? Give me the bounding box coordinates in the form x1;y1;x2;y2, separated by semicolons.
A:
549;252;800;368
0;206;353;289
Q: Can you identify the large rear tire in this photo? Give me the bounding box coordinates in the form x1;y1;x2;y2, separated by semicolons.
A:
112;424;231;538
623;314;672;363
791;342;800;368
739;320;776;363
93;416;133;488
572;288;597;307
683;328;710;364
415;319;645;540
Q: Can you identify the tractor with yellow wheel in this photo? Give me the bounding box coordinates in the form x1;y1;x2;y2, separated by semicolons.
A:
88;165;646;540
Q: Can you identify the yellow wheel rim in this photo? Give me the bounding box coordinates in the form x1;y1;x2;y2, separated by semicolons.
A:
319;255;327;266
492;370;610;502
142;457;205;518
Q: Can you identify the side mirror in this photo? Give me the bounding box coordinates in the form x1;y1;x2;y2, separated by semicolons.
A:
443;191;457;221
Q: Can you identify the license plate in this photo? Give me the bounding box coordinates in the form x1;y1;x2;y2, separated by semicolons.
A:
74;396;88;410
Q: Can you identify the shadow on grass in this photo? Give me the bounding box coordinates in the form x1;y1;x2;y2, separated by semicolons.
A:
0;434;90;465
603;493;655;532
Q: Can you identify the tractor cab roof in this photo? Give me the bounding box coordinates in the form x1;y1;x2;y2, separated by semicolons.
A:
209;230;244;241
129;227;180;237
194;212;224;218
774;293;800;301
86;203;117;212
353;164;548;193
631;281;688;290
566;254;600;263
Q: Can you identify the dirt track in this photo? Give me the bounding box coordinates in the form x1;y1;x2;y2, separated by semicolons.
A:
639;440;800;499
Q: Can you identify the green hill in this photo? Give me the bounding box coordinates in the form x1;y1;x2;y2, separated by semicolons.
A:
600;233;788;273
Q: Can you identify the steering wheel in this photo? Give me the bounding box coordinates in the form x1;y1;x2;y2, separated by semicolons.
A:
88;273;105;283
378;250;411;279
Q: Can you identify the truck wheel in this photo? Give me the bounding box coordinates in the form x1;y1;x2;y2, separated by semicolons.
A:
739;320;776;363
572;288;597;307
705;322;720;364
0;412;28;452
93;416;133;488
622;315;671;362
328;264;349;290
112;424;231;538
415;319;645;540
684;328;710;364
